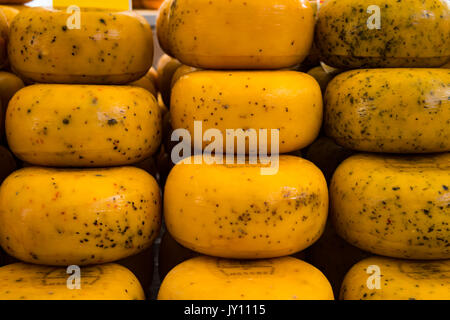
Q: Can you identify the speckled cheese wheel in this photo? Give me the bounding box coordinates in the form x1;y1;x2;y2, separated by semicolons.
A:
316;0;450;68
8;8;154;84
0;9;8;69
158;256;334;300
6;84;162;167
331;153;450;260
171;71;323;154
325;69;450;153
0;166;161;266
158;0;314;69
164;155;328;259
0;263;145;300
340;257;450;300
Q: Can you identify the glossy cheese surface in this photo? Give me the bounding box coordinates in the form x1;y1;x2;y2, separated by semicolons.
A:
341;257;450;300
6;85;162;167
325;69;450;153
164;155;328;259
0;166;161;266
171;71;323;154
159;0;314;69
0;146;17;184
158;256;334;300
316;0;450;68
8;8;154;84
156;54;181;107
331;153;450;260
0;263;145;300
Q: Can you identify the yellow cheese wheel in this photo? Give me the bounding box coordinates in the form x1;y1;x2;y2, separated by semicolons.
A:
158;256;334;300
0;71;24;140
0;166;161;266
117;247;154;292
340;257;450;300
171;71;323;154
0;263;145;300
6;84;162;167
8;8;153;84
159;0;314;69
158;231;199;281
164;155;328;259
0;145;17;184
304;222;370;298
316;0;450;68
331;153;450;260
325;69;450;153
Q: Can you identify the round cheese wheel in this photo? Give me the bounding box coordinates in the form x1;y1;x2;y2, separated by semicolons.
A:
8;7;154;84
0;263;145;300
158;0;314;69
164;155;328;259
316;0;450;68
0;166;161;266
171;71;323;154
304;222;370;298
331;153;450;260
325;68;450;153
6;84;162;167
158;256;334;300
117;247;154;293
341;257;450;300
128;68;158;97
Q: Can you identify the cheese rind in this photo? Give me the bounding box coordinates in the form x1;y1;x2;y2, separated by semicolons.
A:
171;71;323;154
0;263;145;300
160;0;314;69
340;257;450;300
6;84;162;167
316;0;450;68
158;256;334;300
325;69;450;153
0;166;161;265
164;155;328;259
331;153;450;259
8;8;153;84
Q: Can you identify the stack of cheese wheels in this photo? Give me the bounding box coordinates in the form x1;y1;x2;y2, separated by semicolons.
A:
156;0;333;300
0;7;162;300
318;0;450;300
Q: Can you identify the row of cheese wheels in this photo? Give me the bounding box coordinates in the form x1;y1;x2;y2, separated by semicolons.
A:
1;250;449;300
157;0;449;69
2;67;448;169
0;152;448;266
